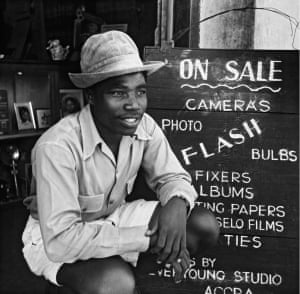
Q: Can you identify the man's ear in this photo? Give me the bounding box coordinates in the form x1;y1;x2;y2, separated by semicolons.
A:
85;88;94;105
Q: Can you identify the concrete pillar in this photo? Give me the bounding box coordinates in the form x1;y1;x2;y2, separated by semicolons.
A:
254;0;299;49
197;0;255;49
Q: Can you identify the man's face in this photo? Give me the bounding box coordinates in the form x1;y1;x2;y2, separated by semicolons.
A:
91;72;147;137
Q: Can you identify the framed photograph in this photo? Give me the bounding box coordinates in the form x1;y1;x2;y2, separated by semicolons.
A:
59;89;84;117
36;108;51;129
73;7;104;51
14;102;36;130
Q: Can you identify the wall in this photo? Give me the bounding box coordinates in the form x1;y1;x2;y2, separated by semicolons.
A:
198;0;255;49
254;0;300;49
194;0;299;49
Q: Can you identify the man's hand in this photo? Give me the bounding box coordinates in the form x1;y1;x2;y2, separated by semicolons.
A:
146;197;190;282
23;196;39;219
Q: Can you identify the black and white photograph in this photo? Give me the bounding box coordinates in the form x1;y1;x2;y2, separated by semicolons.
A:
59;89;84;117
36;108;51;129
14;102;36;130
0;1;299;294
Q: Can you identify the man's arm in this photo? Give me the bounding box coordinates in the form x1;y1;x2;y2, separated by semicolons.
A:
141;115;198;268
142;115;197;211
146;197;190;283
147;201;220;283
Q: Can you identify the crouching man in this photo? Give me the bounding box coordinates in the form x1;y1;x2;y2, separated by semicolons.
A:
22;31;219;294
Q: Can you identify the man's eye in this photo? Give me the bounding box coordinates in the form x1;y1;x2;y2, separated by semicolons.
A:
111;91;125;97
136;89;147;96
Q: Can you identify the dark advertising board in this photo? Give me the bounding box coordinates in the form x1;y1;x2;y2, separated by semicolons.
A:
138;48;299;294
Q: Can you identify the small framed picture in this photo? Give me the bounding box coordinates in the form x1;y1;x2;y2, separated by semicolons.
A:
14;102;36;130
59;89;84;117
36;108;51;129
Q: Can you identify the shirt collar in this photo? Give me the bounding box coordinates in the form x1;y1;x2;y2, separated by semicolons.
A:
132;115;153;141
79;104;102;160
79;106;152;160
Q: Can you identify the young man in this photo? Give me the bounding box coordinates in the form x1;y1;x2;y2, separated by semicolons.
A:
22;31;219;294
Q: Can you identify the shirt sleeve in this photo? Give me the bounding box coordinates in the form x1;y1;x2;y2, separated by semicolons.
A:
34;143;149;263
141;116;198;211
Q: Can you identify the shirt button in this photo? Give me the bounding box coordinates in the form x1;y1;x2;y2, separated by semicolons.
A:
109;200;114;205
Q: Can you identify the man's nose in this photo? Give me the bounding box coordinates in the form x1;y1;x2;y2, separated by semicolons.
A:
124;93;140;110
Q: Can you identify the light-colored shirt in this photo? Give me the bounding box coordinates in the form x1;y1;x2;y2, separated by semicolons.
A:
29;105;197;263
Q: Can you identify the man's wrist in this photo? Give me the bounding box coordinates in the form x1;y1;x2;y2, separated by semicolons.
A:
171;196;190;213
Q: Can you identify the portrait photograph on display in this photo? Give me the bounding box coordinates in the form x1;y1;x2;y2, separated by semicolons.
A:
59;89;84;117
36;109;51;129
14;102;36;130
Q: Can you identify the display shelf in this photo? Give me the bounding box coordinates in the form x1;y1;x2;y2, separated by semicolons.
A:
0;130;44;141
0;197;24;208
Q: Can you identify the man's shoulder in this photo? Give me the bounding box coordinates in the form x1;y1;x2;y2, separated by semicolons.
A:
139;113;159;135
34;114;81;151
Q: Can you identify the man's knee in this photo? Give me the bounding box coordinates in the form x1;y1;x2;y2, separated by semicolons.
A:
82;264;136;294
186;206;220;255
57;257;136;294
94;260;136;294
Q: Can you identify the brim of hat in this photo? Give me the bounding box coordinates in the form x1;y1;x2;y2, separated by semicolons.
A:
68;61;165;88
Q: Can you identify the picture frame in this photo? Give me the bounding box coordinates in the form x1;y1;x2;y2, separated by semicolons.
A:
73;7;105;51
36;108;51;129
59;89;84;117
14;102;36;130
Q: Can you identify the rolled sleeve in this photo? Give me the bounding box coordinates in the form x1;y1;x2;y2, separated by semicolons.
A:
157;179;196;211
142;118;197;210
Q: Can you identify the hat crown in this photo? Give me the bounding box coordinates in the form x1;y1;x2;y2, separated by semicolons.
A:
80;31;142;74
69;31;165;88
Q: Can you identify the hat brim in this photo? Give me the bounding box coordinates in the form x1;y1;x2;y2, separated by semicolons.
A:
68;61;165;88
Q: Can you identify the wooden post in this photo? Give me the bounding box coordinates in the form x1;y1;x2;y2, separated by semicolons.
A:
156;0;174;49
154;0;162;46
198;0;255;49
189;0;201;48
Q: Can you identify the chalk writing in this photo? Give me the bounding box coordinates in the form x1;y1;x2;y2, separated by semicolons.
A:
199;185;254;199
181;119;262;164
161;118;203;132
251;148;298;162
184;98;271;112
234;271;282;286
179;59;283;82
230;204;286;218
144;47;298;294
194;170;252;184
223;234;262;248
204;286;253;294
181;83;281;93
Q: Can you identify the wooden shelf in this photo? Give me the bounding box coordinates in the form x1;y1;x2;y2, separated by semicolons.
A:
0;197;23;208
0;58;79;66
0;130;44;141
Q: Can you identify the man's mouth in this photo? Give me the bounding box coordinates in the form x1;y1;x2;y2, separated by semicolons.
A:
118;116;141;128
123;118;138;123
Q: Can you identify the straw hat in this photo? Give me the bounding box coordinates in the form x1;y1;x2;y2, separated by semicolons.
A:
69;31;165;88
